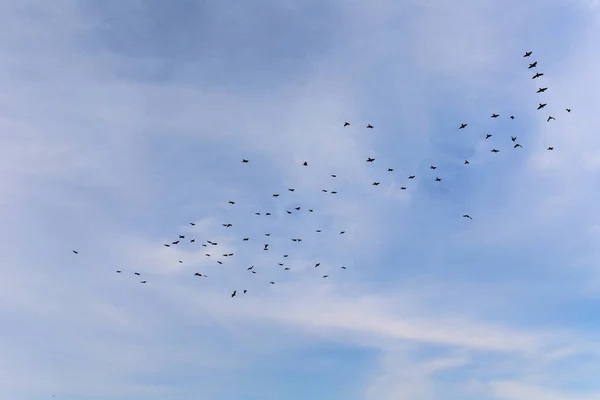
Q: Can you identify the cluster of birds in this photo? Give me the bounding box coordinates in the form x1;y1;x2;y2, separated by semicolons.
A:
71;51;571;297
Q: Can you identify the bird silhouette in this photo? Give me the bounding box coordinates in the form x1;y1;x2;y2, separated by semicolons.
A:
366;124;374;129
344;122;350;127
547;147;554;151
485;134;492;139
462;214;473;220
366;157;375;162
532;72;544;79
566;108;571;113
537;103;547;110
547;116;555;122
242;159;249;163
537;87;548;93
459;123;467;129
528;61;537;69
464;160;470;165
491;113;499;118
524;51;532;57
435;177;441;182
511;136;517;142
72;250;78;254
514;143;523;148
491;149;500;153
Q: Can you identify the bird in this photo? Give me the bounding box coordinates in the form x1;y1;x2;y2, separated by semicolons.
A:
408;175;415;179
514;143;523;148
537;87;548;93
288;188;295;192
172;240;179;244
331;191;338;194
547;116;555;122
190;222;196;226
528;61;537;69
224;223;232;228
547;147;554;151
308;209;313;212
366;124;374;129
247;266;254;270
316;229;322;233
231;290;236;298
243;290;247;294
266;212;271;215
366;157;375;162
178;260;183;264
217;261;223;265
372;182;380;186
228;201;235;204
331;174;337;177
537;103;547;110
566;108;571;112
462;214;473;220
72;250;78;254
485;134;492;139
491;113;499;118
459;123;467;129
524;51;532;57
134;272;140;276
284;267;290;270
387;168;394;172
511;136;517;142
340;231;346;234
323;275;329;278
164;244;170;247
243;238;249;241
272;193;280;197
303;161;308;166
532;72;544;79
255;212;260;215
315;263;321;267
435;177;441;182
190;239;195;243
295;206;300;210
430;165;436;170
464;160;469;165
270;281;275;285
264;244;269;251
140;281;147;284
400;186;407;190
322;189;328;192
287;210;292;214
242;159;249;163
194;272;205;277
344;122;350;126
341;266;347;269
491;149;499;153
283;254;288;257
265;233;271;236
510;115;515;119
116;270;121;273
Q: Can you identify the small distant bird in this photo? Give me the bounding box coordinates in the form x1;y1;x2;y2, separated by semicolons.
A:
205;253;210;257
228;201;235;204
308;209;314;212
288;188;295;192
341;266;347;269
464;160;469;165
231;290;236;298
247;266;254;270
511;136;517;142
190;222;196;226
537;87;548;93
303;161;308;166
223;223;232;228
72;250;78;254
537;103;547;110
532;72;544;79
459;123;467;129
514;143;523;148
116;270;121;273
295;207;300;210
194;272;206;277
217;261;223;265
462;214;473;220
408;175;415;179
264;244;269;251
387;168;394;172
366;157;375;162
344;122;350;126
315;263;320;267
547;147;554;151
491;149;499;153
435;177;441;182
266;212;271;215
287;210;292;214
283;254;288;257
400;186;407;190
528;61;537;69
255;212;260;215
272;194;280;197
510;116;515;119
331;174;337;177
486;134;492;139
430;165;436;170
243;290;247;294
242;159;249;163
140;281;147;284
172;240;179;244
524;51;532;57
278;263;284;266
366;124;374;129
270;282;275;285
178;260;183;264
322;189;328;192
323;275;329;278
164;244;170;247
265;233;270;236
284;267;290;270
491;113;499;118
566;108;571;113
547;116;555;122
331;191;337;194
243;238;249;241
372;182;380;186
340;231;346;234
134;272;140;276
316;229;322;233
190;239;195;243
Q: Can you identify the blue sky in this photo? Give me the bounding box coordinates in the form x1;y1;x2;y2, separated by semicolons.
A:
1;0;600;399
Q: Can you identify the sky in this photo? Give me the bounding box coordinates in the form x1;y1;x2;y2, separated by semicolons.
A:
1;0;600;399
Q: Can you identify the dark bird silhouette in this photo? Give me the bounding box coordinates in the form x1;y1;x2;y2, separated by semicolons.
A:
264;244;269;251
340;231;346;234
231;290;236;298
491;113;499;118
288;188;295;192
134;272;140;276
205;253;211;257
331;191;338;194
464;160;470;165
524;51;532;57
116;270;121;273
511;136;517;142
537;87;548;93
295;207;301;210
510;116;515;119
400;186;407;190
72;250;78;254
194;272;206;277
190;239;195;243
430;165;436;170
528;61;538;69
435;177;441;182
266;212;271;215
255;212;260;215
265;233;271;236
341;266;347;269
459;123;467;129
308;209;313;212
514;143;523;148
316;229;322;233
140;281;147;284
463;214;473;220
388;168;394;172
190;222;196;226
408;175;415;179
344;122;350;127
485;134;492;139
172;240;179;244
228;201;235;204
532;72;544;79
566;108;571;112
366;157;375;162
223;223;232;228
366;124;374;129
283;254;288;257
272;193;280;197
491;149;499;153
284;267;290;270
537;103;547;110
247;266;254;270
303;161;308;166
323;275;329;278
243;238;249;241
287;210;292;214
243;290;247;294
372;182;380;186
315;263;321;267
547;146;554;151
331;174;337;177
178;260;183;264
270;281;275;284
164;244;170;247
547;116;555;122
217;261;223;265
322;189;328;192
242;159;249;163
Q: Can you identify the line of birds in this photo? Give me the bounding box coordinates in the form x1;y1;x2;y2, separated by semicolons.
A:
71;50;571;297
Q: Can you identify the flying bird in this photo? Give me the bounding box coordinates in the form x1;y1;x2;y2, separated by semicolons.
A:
532;72;544;79
528;61;537;69
72;250;78;254
344;122;350;126
510;116;515;119
459;123;467;129
323;275;329;278
491;113;499;118
566;108;571;112
537;103;547;110
264;244;269;251
400;186;407;190
387;168;394;172
537;87;548;93
408;175;415;179
435;177;441;182
288;188;295;192
242;159;249;163
303;161;308;166
547;116;555;122
430;165;436;170
228;201;235;204
366;157;375;162
372;182;380;186
134;272;140;276
547;146;554;151
524;51;532;57
485;134;492;139
190;222;196;226
243;238;249;241
511;136;517;142
366;124;374;129
331;174;337;177
140;281;147;284
514;143;522;148
491;149;499;153
272;193;280;197
116;270;121;273
464;160;470;165
231;290;236;298
462;214;473;220
340;231;346;234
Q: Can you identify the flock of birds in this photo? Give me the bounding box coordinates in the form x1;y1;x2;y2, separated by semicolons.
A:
71;51;571;297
